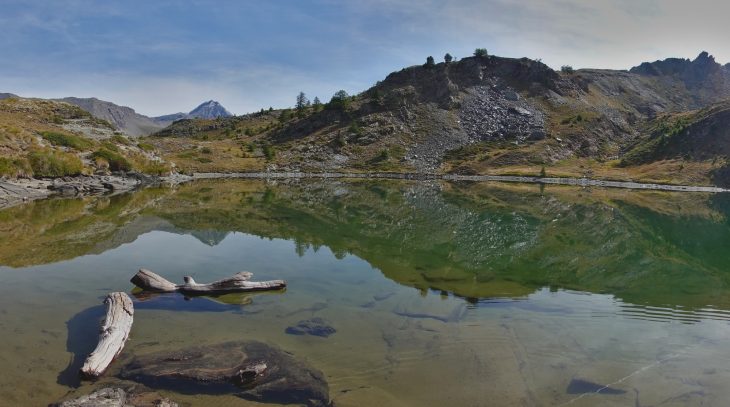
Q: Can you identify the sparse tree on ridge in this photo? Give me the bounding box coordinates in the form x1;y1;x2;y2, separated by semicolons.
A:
444;53;453;63
312;96;322;111
474;48;488;57
424;56;435;68
296;92;309;116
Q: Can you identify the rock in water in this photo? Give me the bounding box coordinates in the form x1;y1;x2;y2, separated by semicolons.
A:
566;378;626;395
119;340;330;406
285;317;336;337
52;387;178;407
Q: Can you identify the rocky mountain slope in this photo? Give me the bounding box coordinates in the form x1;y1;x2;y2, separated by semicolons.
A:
43;97;234;137
58;97;167;137
187;100;232;119
0;96;169;179
147;51;730;186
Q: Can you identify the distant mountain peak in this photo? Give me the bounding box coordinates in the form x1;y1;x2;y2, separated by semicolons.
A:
188;100;232;119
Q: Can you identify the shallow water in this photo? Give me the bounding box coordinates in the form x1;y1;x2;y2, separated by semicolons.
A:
1;179;730;406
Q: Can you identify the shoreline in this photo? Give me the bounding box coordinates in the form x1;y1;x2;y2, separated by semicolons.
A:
192;172;729;193
1;171;726;210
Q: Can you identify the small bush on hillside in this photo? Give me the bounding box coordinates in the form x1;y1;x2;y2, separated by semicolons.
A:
28;149;84;177
474;48;488;57
91;148;132;172
40;131;93;150
0;157;32;178
327;90;351;111
561;65;574;73
444;53;453;63
201;147;212;154
137;142;155;152
262;144;275;160
111;135;131;145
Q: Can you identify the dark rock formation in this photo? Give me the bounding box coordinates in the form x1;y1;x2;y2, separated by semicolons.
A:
285;318;337;337
119;340;330;406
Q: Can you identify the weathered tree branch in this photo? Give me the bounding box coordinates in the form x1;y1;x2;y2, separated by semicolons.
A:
131;269;286;295
81;292;134;378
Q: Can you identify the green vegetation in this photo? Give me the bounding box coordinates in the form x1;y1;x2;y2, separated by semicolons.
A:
327;90;350;111
262;144;276;160
474;48;488;57
137;142;155;152
40;131;92;150
296;92;309;117
111;135;131;145
91;148;132;172
424;56;435;68
312;97;322;111
561;65;575;73
201;147;212;154
27;149;84;177
444;53;453;63
0;157;31;178
279;109;292;123
539;166;547;177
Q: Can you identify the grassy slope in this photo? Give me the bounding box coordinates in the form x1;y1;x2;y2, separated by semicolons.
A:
0;97;170;178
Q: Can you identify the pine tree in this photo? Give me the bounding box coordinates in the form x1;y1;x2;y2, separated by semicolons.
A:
444;53;453;63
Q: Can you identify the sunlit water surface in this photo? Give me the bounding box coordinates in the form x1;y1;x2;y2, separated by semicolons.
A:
1;179;730;406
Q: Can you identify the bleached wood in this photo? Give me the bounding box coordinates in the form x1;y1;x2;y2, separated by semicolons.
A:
131;269;286;295
130;268;178;292
81;292;134;377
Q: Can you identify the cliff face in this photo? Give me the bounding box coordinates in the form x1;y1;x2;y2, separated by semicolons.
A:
58;97;167;137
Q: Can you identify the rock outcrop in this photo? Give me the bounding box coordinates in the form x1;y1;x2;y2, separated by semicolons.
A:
119;340;330;406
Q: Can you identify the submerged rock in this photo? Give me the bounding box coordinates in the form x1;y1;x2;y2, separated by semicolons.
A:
285;317;337;337
53;387;178;407
119;340;330;406
566;378;626;395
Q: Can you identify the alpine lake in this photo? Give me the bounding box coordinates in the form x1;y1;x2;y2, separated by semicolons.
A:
1;178;730;407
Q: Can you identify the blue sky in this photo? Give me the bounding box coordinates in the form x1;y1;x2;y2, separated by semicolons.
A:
1;0;729;116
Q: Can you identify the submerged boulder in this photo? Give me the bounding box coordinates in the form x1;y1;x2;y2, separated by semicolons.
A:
285;317;336;337
52;387;178;407
119;340;330;406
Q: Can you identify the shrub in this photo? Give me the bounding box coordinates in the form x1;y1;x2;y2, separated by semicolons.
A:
262;144;275;160
327;90;350;111
539;166;547;177
111;135;131;145
91;148;132;172
474;48;488;57
197;157;212;163
0;157;31;178
348;121;362;136
201;147;212;154
28;149;84;177
40;131;93;150
424;56;435;68
561;65;574;73
279;109;292;122
377;149;390;161
444;53;453;63
137;142;155;152
137;160;172;175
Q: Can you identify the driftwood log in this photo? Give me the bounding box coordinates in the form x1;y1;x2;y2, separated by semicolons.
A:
131;269;286;295
81;292;134;378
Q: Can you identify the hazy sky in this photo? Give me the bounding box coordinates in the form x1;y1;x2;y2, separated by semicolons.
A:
1;0;728;116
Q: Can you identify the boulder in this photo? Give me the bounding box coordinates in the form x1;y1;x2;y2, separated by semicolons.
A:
285;317;336;337
119;340;330;406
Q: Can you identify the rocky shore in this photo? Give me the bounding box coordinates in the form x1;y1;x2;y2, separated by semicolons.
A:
192;171;730;193
0;173;192;209
1;170;725;211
